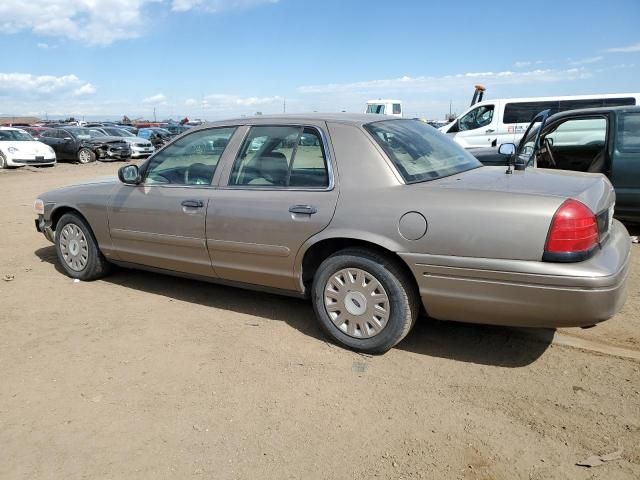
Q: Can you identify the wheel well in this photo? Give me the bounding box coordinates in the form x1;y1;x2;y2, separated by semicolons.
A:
50;206;89;231
301;238;418;294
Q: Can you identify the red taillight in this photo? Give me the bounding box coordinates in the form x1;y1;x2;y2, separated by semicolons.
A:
545;199;599;255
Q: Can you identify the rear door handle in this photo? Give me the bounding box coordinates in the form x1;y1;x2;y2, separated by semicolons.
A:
289;205;317;215
181;199;204;208
485;129;495;133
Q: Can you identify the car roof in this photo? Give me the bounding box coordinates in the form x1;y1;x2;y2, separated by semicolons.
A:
201;112;400;128
0;126;22;131
548;105;640;121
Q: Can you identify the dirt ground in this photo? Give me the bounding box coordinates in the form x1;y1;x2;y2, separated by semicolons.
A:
1;162;639;480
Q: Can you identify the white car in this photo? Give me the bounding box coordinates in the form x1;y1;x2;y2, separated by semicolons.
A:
0;127;56;168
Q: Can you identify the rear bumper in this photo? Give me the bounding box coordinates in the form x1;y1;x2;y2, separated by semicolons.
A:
400;220;631;328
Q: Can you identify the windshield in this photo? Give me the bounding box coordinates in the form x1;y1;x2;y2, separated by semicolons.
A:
0;130;34;141
367;104;385;114
67;127;106;139
104;128;134;137
365;119;482;183
154;128;172;137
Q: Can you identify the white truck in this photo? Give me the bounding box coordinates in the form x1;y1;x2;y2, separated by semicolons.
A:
365;99;403;117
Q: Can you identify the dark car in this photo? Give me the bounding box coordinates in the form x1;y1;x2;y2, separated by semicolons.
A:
164;124;190;135
470;106;640;221
138;127;173;148
39;127;131;164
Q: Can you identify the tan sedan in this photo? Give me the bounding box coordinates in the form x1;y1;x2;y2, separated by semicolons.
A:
35;114;630;353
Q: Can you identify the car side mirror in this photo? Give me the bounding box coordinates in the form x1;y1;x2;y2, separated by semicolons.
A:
118;164;141;185
498;143;516;155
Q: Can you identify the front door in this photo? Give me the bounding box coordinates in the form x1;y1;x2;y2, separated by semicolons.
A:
611;111;640;217
207;123;339;291
448;103;497;148
107;126;238;276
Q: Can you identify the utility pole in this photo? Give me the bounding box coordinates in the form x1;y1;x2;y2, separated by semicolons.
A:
283;98;286;113
153;106;157;122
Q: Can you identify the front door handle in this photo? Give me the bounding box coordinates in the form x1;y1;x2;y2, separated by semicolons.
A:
181;199;204;208
289;205;317;215
485;129;495;133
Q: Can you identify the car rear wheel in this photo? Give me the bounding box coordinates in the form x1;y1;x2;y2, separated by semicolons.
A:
311;248;419;354
55;212;111;281
77;148;96;164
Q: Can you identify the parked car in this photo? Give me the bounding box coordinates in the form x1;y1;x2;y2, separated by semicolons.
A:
471;106;640;221
39;127;131;163
138;127;172;148
34;114;630;353
164;124;190;136
20;126;51;141
0;127;56;168
94;127;155;159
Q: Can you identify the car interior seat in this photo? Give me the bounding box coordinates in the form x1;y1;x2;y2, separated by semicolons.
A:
587;149;606;173
248;152;289;185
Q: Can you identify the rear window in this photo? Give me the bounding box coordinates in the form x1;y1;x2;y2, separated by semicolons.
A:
618;113;640;152
365;119;481;183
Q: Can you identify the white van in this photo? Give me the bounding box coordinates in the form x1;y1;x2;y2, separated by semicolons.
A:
441;93;640;148
365;99;403;117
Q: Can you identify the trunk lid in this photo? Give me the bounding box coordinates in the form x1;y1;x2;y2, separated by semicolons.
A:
435;166;615;216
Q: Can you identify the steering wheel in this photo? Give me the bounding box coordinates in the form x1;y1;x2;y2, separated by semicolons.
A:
184;163;211;185
543;138;557;167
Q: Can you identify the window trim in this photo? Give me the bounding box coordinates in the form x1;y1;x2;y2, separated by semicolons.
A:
137;126;238;188
617;112;640;154
221;124;335;192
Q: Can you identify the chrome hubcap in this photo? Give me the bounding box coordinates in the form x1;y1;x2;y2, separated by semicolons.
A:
59;223;89;271
79;150;90;163
324;268;390;339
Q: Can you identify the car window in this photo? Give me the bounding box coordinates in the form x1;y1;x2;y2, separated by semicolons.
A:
367;104;385;114
143;127;236;186
365;119;481;183
504;101;559;124
458;104;494;131
228;126;329;188
545;117;607;147
393;104;402;115
618;112;640;152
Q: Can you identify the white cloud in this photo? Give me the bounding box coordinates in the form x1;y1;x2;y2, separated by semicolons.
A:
297;68;592;95
171;0;277;12
143;93;167;104
514;61;531;68
185;98;198;106
606;42;640;53
0;0;278;46
0;72;96;99
36;42;49;49
569;56;604;66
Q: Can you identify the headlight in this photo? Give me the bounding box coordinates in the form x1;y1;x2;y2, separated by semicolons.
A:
34;199;45;215
8;147;19;153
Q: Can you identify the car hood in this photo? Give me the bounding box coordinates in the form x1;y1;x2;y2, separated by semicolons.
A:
0;141;53;155
431;166;615;214
85;136;128;145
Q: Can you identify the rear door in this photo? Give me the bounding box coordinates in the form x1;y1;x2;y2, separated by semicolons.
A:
611;111;640;217
207;122;339;291
107;126;238;276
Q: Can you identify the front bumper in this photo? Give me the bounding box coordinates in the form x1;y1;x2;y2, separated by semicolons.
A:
8;155;56;166
98;147;131;161
400;219;631;328
35;215;55;243
130;146;154;158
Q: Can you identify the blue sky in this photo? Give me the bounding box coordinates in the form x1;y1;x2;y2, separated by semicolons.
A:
0;0;639;120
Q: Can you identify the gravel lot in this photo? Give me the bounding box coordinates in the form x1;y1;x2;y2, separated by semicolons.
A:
1;162;639;479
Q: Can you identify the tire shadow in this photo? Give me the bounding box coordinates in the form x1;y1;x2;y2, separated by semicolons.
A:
36;245;553;367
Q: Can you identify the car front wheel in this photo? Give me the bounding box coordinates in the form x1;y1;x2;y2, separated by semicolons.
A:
77;148;96;164
55;212;111;281
311;248;419;354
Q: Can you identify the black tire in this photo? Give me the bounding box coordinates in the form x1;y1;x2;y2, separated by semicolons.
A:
0;152;11;169
311;248;419;354
55;212;111;281
77;148;96;164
